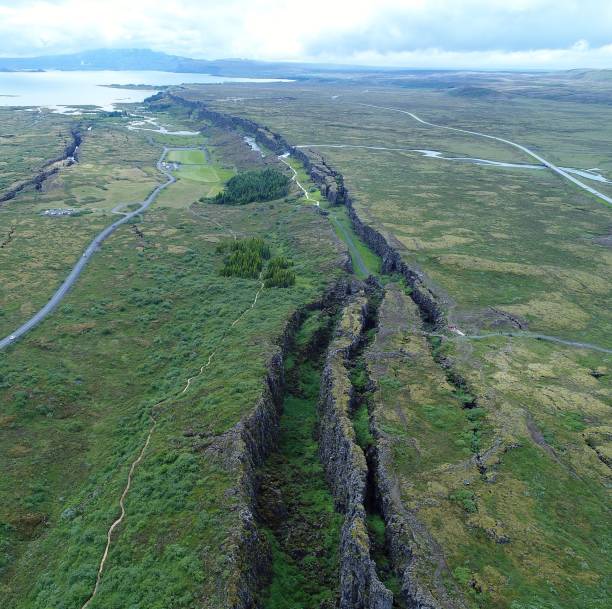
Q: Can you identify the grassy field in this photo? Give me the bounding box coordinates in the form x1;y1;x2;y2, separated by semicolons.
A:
0;112;165;336
0;109;246;337
172;82;612;609
0;105;345;608
328;206;381;278
2;78;610;609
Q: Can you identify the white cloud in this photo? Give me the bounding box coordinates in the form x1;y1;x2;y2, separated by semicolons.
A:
330;43;612;70
0;0;611;68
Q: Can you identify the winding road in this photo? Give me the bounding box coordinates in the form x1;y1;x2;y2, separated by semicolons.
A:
295;144;612;184
356;102;612;206
0;147;181;350
436;330;612;355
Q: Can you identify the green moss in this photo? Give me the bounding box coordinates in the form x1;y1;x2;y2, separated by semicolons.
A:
353;403;374;450
258;310;342;609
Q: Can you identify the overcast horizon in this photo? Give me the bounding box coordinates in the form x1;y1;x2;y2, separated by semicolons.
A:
1;0;611;70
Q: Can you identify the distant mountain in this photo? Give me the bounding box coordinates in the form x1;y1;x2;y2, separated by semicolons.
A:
0;48;480;80
2;50;610;97
0;48;237;73
0;48;375;79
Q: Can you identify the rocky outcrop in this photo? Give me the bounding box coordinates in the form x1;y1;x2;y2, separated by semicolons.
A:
345;198;444;326
160;91;459;607
164;94;287;154
291;147;347;205
366;286;464;609
206;279;351;608
371;434;445;609
0;166;60;204
318;293;393;609
214;344;285;609
0;126;82;204
155;93;348;207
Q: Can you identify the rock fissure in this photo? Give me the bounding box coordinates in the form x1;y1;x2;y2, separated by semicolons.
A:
317;281;396;609
254;295;345;608
150;94;478;608
0;125;82;205
0;225;15;248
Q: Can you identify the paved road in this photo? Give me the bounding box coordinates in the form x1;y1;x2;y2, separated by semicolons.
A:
296;143;612;184
357;103;612;207
0;148;177;351
450;331;612;355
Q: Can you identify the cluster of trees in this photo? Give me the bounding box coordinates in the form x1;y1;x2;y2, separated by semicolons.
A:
217;237;271;279
217;239;295;288
264;256;296;288
208;168;290;205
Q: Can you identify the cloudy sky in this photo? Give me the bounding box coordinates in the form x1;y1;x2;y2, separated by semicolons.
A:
0;0;611;69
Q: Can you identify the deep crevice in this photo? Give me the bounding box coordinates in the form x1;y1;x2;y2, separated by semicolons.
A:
0;126;82;204
427;335;487;473
347;284;407;608
255;303;344;609
0;226;15;249
152;94;471;607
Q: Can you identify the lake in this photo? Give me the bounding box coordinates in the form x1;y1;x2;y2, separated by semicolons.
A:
0;70;289;109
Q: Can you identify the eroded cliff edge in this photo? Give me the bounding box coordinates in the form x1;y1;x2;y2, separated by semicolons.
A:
318;288;394;609
201;279;351;608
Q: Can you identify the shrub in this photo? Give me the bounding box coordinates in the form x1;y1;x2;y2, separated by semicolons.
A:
218;240;296;287
264;268;295;288
449;489;477;513
263;256;295;288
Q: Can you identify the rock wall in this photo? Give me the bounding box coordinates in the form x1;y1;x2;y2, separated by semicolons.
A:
207;279;350;608
156;95;454;604
165;94;287;154
0;126;82;204
158;94;348;205
344;198;444;326
318;293;393;609
370;433;444;609
291;147;347;205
